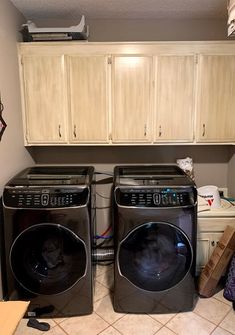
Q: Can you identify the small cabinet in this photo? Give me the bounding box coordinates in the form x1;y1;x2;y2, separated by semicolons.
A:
154;55;195;142
111;55;152;143
196;232;223;274
196;55;235;142
67;55;109;143
21;55;67;144
197;216;235;274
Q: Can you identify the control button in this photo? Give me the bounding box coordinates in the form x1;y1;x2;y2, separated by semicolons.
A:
41;194;49;206
153;194;160;205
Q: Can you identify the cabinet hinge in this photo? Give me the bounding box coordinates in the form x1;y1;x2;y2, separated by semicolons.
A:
108;57;112;65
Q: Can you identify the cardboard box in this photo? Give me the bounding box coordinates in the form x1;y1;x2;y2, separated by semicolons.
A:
0;301;29;335
198;225;235;297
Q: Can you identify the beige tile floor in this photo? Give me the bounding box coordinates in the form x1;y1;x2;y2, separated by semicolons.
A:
14;265;235;335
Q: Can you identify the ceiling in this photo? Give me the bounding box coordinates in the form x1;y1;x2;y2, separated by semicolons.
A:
10;0;228;21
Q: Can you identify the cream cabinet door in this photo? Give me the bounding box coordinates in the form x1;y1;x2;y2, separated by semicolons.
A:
196;55;235;142
154;55;195;142
111;55;152;143
68;55;109;143
21;55;67;144
196;232;223;273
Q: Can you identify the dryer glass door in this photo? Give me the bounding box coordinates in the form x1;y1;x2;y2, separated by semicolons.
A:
10;223;87;295
118;222;192;291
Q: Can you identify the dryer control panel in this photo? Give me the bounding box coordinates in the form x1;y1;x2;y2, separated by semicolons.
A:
115;187;196;207
3;187;89;208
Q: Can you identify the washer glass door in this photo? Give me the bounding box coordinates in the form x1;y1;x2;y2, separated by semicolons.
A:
10;224;87;295
118;222;192;291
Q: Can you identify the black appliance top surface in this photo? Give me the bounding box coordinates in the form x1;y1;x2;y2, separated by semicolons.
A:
6;166;94;187
114;165;194;187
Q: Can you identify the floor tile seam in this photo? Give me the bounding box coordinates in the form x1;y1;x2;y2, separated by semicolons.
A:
110;313;163;333
53;317;69;325
153;324;178;335
95;278;113;290
56;322;70;335
192;308;230;327
148;312;178;325
152;323;168;334
217;305;234;328
95;272;111;281
97;324;123;335
96;266;112;274
93;309;127;326
163;312;218;335
164;324;178;334
210;296;233;308
213;295;232;306
218;320;235;335
210;326;235;335
109;322;126;335
96;282;113;291
94;291;110;303
58;312;110;335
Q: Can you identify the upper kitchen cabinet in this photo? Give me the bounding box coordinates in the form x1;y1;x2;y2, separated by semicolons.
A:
67;55;109;143
196;55;235;142
111;55;153;143
154;55;195;142
20;54;68;144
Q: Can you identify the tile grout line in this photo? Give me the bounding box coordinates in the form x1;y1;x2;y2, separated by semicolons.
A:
217;307;235;335
96;323;123;335
192;306;231;333
56;322;70;335
93;309;127;329
94;290;111;303
213;295;232;307
148;311;178;326
154;323;178;335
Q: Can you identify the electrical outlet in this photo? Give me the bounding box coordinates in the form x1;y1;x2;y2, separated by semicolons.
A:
218;187;228;197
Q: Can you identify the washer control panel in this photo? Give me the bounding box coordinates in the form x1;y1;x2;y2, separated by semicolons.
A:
116;187;196;207
3;187;89;208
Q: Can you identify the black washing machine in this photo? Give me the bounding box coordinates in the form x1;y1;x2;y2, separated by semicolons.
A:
1;165;94;317
113;165;197;314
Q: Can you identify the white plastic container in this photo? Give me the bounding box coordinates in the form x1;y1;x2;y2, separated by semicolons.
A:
197;185;221;209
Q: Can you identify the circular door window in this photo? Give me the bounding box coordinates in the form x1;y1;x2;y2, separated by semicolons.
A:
118;222;193;292
10;224;87;295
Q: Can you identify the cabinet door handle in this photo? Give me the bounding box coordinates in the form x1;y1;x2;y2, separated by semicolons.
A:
58;125;62;138
211;241;215;246
144;124;147;137
73;125;77;138
202;124;206;137
159;125;162;137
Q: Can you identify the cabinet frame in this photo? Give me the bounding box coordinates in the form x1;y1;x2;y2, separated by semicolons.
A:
197;217;235;274
18;41;235;146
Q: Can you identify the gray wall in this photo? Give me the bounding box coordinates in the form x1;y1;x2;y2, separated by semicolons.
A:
0;0;34;197
228;147;235;197
35;18;227;41
31;145;230;188
0;0;34;300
